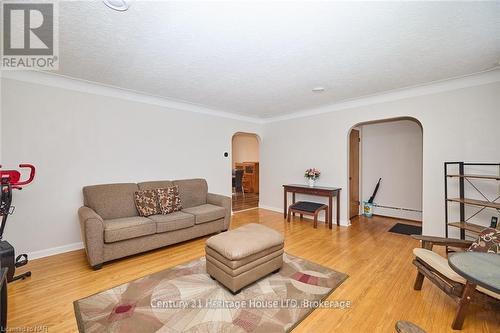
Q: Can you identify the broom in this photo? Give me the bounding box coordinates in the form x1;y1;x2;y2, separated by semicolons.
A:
368;178;382;204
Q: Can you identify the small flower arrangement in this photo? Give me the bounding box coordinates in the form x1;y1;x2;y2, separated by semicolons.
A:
304;168;321;180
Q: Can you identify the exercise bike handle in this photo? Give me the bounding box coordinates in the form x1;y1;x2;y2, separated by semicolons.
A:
15;164;36;186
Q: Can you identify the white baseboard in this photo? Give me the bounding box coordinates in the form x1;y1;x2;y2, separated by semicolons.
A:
340;219;351;227
258;204;282;213
28;242;84;260
372;206;422;221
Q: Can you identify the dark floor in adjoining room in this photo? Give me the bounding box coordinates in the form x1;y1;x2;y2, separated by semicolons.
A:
232;192;259;211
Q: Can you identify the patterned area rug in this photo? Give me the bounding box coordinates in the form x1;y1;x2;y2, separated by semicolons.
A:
74;253;348;332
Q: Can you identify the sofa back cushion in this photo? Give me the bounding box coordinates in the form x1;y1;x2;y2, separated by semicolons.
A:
138;180;174;191
83;183;139;219
134;189;161;217
157;186;182;214
173;179;208;208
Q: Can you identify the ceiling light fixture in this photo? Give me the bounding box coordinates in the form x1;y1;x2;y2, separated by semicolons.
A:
312;87;325;93
103;0;132;12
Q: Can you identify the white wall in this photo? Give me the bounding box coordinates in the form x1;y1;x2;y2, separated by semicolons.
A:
1;70;499;258
360;120;422;221
232;133;259;167
0;71;3;161
0;75;260;258
260;80;500;236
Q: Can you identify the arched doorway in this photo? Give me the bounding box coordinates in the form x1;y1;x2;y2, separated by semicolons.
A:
231;132;260;212
347;117;423;227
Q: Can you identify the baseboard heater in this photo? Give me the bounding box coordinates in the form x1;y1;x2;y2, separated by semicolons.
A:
372;204;422;213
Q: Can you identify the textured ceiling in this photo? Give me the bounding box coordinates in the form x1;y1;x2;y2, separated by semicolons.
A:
55;1;500;118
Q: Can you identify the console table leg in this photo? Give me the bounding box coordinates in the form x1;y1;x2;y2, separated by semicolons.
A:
325;207;329;228
328;196;333;229
336;191;340;226
283;190;287;219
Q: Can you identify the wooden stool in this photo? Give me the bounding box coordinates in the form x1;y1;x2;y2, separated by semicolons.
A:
287;201;328;228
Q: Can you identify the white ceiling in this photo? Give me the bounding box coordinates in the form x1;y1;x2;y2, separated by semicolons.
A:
55;1;500;118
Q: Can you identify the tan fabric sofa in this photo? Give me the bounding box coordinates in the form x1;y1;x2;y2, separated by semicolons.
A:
78;179;231;269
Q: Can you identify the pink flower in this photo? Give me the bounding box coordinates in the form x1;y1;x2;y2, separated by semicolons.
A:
304;168;321;179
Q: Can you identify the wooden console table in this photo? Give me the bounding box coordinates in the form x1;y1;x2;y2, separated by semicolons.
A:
283;184;341;228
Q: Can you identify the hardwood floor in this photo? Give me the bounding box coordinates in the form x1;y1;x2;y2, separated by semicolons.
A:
7;209;499;332
232;192;259;211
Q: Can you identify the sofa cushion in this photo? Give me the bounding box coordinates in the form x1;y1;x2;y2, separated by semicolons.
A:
157;186;182;214
413;248;500;300
413;248;466;283
83;183;139;219
173;179;207;208
148;212;195;233
104;216;155;243
206;223;284;260
134;189;161;217
137;180;174;191
182;204;226;224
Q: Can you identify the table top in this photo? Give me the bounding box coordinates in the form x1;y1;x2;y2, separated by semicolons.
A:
448;252;500;294
283;184;341;191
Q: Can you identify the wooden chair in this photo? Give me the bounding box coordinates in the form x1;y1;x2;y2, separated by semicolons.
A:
232;169;245;198
411;235;500;330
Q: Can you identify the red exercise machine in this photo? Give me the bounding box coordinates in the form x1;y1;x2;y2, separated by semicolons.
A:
0;164;35;282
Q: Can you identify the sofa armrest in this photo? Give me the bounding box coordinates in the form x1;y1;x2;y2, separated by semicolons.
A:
78;206;105;268
411;235;473;250
207;193;231;230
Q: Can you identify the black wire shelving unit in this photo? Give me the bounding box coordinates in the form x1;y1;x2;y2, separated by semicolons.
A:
444;162;500;240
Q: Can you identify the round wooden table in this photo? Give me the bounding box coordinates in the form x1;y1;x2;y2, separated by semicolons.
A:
448;252;500;294
447;252;500;329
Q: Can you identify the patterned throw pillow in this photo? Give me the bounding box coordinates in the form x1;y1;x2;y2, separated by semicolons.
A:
134;190;161;217
468;228;500;254
157;186;182;215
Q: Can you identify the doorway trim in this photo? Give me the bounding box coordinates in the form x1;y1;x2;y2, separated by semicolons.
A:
349;128;361;219
346;116;424;225
230;132;261;213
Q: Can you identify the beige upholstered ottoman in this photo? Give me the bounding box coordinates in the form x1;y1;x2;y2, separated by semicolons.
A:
205;223;284;293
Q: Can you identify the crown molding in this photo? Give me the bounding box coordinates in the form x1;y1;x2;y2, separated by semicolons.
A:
262;68;500;123
1;70;265;124
2;68;499;125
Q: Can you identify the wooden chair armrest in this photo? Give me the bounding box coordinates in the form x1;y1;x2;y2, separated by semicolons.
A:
411;235;473;250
